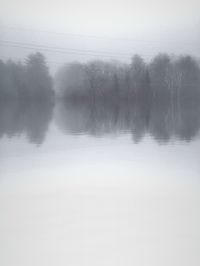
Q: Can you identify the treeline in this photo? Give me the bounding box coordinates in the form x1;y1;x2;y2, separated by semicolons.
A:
0;52;54;101
55;53;200;143
1;52;200;106
0;53;54;144
1;52;200;144
56;54;200;109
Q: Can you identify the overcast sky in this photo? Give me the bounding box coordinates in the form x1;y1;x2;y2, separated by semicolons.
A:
0;0;200;69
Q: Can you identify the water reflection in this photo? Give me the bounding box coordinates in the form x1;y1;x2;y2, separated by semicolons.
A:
55;54;200;144
0;98;200;145
1;53;200;145
0;53;55;145
56;98;200;144
0;97;200;144
0;100;54;145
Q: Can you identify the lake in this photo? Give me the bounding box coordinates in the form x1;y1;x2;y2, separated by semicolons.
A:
0;100;200;266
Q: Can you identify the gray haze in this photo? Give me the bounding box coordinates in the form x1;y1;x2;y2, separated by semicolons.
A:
1;104;200;266
1;1;200;266
0;0;200;71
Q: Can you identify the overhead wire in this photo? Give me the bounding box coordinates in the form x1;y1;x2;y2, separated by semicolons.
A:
0;25;198;46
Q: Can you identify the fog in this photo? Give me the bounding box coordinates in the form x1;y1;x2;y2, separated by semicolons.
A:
1;1;200;266
1;0;200;72
1;52;200;144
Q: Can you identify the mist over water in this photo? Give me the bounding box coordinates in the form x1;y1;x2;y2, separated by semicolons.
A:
1;53;200;145
1;0;200;263
1;96;200;145
1;52;200;266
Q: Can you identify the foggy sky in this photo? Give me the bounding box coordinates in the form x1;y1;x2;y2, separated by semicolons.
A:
0;0;200;70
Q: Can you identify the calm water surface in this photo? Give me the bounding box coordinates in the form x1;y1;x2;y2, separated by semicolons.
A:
0;101;200;266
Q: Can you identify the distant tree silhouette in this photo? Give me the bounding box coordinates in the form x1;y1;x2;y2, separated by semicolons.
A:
130;55;146;98
1;52;200;144
0;53;55;144
0;52;54;102
25;52;54;100
55;53;200;144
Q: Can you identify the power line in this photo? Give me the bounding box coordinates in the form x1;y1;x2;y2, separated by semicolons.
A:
1;41;199;68
1;40;166;59
0;25;198;46
1;40;159;60
0;40;133;57
0;43;133;60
